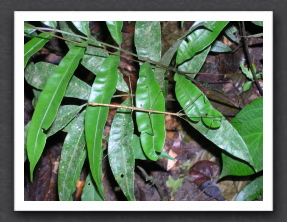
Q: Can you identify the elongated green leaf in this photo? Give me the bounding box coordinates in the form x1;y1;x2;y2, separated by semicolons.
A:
174;74;253;165
85;54;120;199
235;176;263;201
46;104;85;137
72;21;90;36
135;21;161;62
41;21;57;28
81;173;104;201
24;122;30;162
108;98;135;201
24;33;53;68
58;111;87;201
135;63;165;161
174;74;211;122
178;46;210;78
106;21;123;45
27;45;85;181
210;40;232;53
230;97;263;172
176;21;229;64
25;62;91;100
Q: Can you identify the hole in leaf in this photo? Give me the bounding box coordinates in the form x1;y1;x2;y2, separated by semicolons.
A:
120;174;124;178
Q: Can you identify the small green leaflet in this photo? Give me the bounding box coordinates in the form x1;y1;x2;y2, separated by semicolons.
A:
106;21;123;46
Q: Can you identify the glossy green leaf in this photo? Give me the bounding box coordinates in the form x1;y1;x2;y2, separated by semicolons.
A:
174;74;253;165
220;151;255;178
24;32;53;68
58;111;87;201
201;109;223;129
25;62;91;100
24;122;30;162
108;98;135;201
243;81;253;92
224;25;239;44
81;173;104;201
85;54;120;199
176;21;229;64
178;46;210;79
27;45;85;181
106;21;123;45
72;21;90;36
230;97;263;172
251;21;263;27
116;70;129;93
135;21;161;62
46;104;85;137
174;74;211;122
135;63;166;161
235;176;263;201
210;40;232;53
24;23;37;38
41;21;57;28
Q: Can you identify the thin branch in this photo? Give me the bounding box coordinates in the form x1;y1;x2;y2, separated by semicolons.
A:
241;21;263;96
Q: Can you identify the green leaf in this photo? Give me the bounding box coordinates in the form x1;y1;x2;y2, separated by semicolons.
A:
166;176;184;198
135;21;161;62
235;176;263;201
174;74;253;165
230;97;263;172
31;89;41;108
25;62;91;100
81;173;104;201
27;45;85;181
59;21;108;74
108;98;136;201
46;105;85;137
174;74;211;122
224;25;239;44
240;62;253;80
106;21;123;45
24;23;37;38
243;81;253;92
116;70;129;93
41;21;57;28
154;39;183;89
178;46;211;78
71;21;90;36
24;32;53;68
85;54;120;199
251;21;263;27
210;40;232;53
58;111;87;201
135;63;166;161
176;21;229;64
220;151;255;178
24;122;30;162
201;109;223;129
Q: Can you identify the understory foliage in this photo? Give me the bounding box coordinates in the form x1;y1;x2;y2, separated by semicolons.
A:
24;21;263;201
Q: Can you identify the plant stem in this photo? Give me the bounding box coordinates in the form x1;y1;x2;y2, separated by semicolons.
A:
241;21;263;96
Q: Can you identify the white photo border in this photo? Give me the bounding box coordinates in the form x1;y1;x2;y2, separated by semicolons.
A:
15;11;273;211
